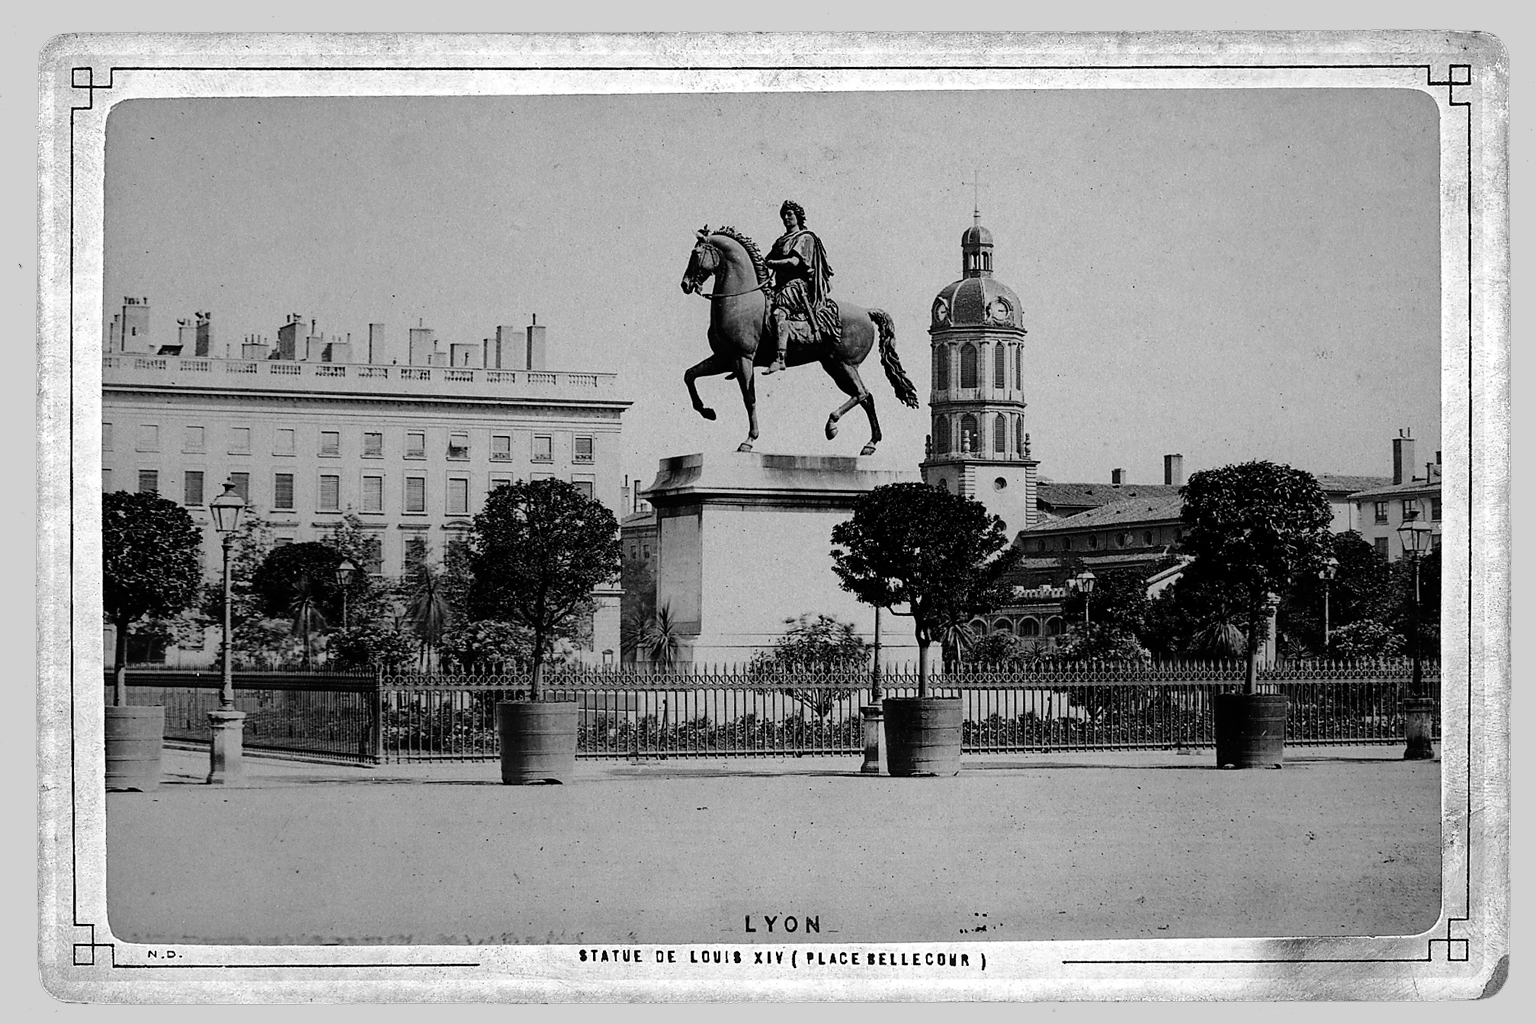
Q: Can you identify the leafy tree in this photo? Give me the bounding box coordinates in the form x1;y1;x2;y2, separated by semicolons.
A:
1142;560;1249;659
251;542;343;668
102;491;204;705
831;482;1021;697
1327;620;1406;660
319;512;391;627
198;509;285;664
329;623;418;672
1180;461;1333;691
439;619;533;673
1049;621;1151;663
963;630;1030;668
1059;564;1152;638
467;478;620;699
1276;530;1394;657
748;614;869;719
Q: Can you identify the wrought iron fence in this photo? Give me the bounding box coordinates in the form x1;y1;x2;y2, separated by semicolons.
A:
105;660;1440;765
104;670;378;765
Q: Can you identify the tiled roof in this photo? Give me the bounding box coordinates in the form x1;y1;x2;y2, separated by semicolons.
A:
1347;479;1443;501
1022;493;1185;532
619;509;657;528
1035;481;1182;510
1314;474;1391;495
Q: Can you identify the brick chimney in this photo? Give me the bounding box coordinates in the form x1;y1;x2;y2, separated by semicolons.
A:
367;323;387;365
1393;429;1416;486
1111;468;1126;485
526;314;547;371
1164;454;1184;486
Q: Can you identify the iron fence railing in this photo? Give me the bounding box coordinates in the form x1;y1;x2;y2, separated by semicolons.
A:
104;670;377;765
105;660;1441;765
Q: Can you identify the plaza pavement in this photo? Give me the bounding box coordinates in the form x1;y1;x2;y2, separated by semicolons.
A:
105;744;1441;947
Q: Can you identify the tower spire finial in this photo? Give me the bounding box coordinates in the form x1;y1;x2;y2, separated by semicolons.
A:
972;168;981;227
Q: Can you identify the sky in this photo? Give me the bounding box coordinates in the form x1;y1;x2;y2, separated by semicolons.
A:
102;88;1443;490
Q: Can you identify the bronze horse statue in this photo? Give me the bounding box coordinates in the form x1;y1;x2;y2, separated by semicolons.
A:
678;226;919;455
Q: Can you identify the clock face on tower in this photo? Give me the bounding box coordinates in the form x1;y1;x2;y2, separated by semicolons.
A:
987;298;1012;324
933;297;950;325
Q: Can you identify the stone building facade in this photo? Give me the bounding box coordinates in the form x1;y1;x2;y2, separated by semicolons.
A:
101;301;630;666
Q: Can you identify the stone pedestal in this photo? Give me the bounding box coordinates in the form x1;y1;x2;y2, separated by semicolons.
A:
1402;697;1438;761
643;452;921;666
859;704;883;774
206;708;247;785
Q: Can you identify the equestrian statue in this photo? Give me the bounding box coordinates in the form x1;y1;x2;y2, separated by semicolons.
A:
678;199;919;455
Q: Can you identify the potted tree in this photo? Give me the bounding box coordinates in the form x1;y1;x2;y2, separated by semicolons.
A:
102;491;203;792
1181;461;1332;768
831;482;1019;776
467;479;620;784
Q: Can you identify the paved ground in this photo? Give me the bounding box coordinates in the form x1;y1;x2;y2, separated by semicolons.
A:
106;745;1441;946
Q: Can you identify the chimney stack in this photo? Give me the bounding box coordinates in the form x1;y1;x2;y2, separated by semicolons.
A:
1111;468;1126;486
367;323;386;365
1393;429;1416;486
526;314;547;371
1164;454;1184;487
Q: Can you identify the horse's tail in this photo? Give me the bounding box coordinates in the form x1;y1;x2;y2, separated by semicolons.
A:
869;309;919;409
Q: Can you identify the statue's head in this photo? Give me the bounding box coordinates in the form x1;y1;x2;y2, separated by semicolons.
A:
779;200;806;229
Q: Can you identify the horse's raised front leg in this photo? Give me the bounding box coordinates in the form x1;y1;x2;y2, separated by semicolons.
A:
684;353;731;421
733;355;759;452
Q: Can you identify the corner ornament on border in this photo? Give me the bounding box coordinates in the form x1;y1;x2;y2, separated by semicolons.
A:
1427;63;1472;107
70;65;119;112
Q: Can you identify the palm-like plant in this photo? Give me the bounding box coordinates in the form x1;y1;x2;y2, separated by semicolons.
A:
638;602;684;671
404;564;453;670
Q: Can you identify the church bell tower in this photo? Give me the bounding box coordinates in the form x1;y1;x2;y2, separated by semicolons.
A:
919;211;1038;535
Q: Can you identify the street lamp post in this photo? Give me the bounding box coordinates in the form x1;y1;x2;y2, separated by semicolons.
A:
1319;555;1340;652
1073;570;1097;625
335;558;357;630
861;604;884;775
1396;508;1435;760
207;480;247;785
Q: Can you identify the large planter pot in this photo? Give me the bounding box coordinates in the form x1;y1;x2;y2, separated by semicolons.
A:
1213;692;1288;769
105;705;164;792
497;701;578;785
882;697;962;777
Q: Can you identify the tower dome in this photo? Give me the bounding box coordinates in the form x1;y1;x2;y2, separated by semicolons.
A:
931;212;1025;332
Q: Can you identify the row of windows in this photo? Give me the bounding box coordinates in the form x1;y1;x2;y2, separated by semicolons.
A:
1371;496;1443;524
932;341;1025;392
1029;529;1174;553
103;422;595;464
107;468;595;515
932;412;1027;457
266;533;450;577
971;616;1066;638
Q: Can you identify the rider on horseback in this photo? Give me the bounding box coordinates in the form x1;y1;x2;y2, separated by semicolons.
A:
763;199;841;374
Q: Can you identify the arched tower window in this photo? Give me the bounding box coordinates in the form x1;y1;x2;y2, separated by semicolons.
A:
993;413;1007;455
932;345;949;390
1015;344;1023;390
994;343;1006;389
960;414;978;453
960;344;978;388
933;416;951;454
